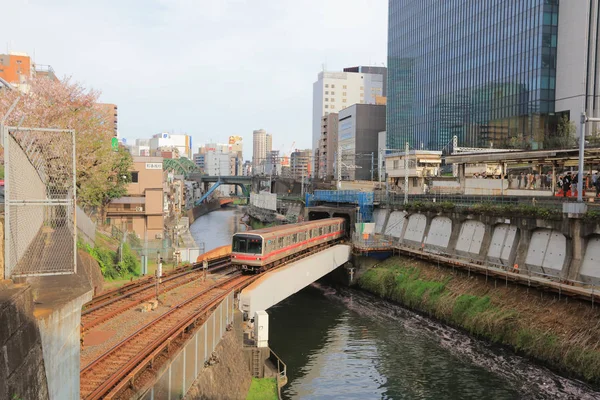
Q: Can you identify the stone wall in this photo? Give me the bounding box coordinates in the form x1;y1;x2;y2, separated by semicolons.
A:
0;283;49;400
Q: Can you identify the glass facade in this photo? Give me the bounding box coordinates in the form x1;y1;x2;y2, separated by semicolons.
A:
387;0;559;151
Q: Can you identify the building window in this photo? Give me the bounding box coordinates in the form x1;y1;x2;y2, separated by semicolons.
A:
393;160;399;169
325;91;329;95
331;91;335;95
131;171;139;183
325;84;329;88
360;86;364;90
325;105;329;109
342;99;347;103
325;98;329;102
331;84;335;88
16;60;22;64
343;85;347;89
331;105;336;109
342;92;347;96
360;93;364;97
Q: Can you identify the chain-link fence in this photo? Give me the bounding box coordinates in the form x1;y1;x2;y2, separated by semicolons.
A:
3;125;76;277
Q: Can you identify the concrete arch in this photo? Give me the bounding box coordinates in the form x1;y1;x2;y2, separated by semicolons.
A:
525;229;567;277
486;224;519;267
425;216;452;252
403;213;428;247
455;220;486;256
385;211;407;239
580;235;600;284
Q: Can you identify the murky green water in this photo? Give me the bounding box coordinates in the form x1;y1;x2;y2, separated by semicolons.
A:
191;208;599;400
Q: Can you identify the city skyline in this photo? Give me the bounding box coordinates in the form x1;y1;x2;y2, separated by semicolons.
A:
0;0;387;160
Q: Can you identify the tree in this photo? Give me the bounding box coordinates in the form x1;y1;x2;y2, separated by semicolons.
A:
0;76;132;209
545;115;577;149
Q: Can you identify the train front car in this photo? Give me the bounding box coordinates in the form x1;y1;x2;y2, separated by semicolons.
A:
231;233;265;273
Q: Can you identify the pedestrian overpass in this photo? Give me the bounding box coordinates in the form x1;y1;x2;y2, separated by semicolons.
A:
239;244;352;316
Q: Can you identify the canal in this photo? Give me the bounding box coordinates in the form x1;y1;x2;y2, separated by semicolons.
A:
191;208;598;400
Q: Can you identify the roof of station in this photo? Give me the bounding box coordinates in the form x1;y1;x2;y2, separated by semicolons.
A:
444;147;600;165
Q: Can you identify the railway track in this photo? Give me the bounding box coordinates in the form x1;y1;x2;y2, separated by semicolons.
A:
80;273;252;400
81;257;231;334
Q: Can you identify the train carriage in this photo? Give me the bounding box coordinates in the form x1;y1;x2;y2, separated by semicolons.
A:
231;218;345;273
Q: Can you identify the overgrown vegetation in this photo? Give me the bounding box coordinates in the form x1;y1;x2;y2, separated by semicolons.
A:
357;258;600;383
82;242;140;280
246;378;278;400
400;201;563;220
249;219;278;230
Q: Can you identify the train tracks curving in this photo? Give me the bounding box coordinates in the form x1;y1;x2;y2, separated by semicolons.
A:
81;257;231;334
80;273;252;400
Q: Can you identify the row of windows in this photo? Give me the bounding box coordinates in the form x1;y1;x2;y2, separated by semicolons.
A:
324;84;349;89
264;223;342;254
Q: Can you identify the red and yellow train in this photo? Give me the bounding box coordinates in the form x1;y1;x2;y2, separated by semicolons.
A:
231;218;346;273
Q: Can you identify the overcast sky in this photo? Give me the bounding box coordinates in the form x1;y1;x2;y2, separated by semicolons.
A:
2;0;387;159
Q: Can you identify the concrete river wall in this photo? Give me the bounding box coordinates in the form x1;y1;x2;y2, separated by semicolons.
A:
370;206;600;287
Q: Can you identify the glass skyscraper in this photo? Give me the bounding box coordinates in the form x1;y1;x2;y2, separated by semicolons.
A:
387;0;559;151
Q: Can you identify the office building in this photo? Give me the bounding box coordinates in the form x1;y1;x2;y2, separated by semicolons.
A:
106;157;165;240
338;104;386;181
312;66;387;172
387;0;600;151
252;129;272;175
149;133;193;159
316;113;339;179
290;149;312;181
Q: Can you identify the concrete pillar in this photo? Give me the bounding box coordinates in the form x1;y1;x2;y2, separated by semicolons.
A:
478;221;495;261
459;164;466;194
514;227;532;271
447;215;464;255
566;219;586;281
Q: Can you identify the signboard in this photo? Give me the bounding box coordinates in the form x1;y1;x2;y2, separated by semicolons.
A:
111;137;119;151
146;162;162;170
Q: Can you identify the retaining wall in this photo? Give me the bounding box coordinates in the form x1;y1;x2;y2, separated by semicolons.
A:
375;207;600;286
138;291;235;400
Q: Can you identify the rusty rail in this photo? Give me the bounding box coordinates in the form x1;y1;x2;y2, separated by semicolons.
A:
80;274;251;400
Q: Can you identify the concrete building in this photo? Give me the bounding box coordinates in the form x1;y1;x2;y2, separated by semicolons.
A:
265;150;282;176
97;103;118;136
0;52;57;92
252;129;273;175
312;66;387;171
386;150;442;193
317;113;339;179
149;133;193;159
290;149;312;181
387;0;600;151
106;156;165;240
242;160;253;176
338;104;386;181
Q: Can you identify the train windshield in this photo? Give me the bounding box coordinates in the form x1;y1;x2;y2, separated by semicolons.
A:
232;235;262;254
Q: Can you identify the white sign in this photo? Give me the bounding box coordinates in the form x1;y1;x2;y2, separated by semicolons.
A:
146;163;162;170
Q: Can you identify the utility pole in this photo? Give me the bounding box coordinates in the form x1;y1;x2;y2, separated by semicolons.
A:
404;142;409;205
336;144;342;190
379;149;384;185
371;152;374;181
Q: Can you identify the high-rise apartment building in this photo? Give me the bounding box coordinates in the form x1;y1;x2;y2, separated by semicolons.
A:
290;149;312;181
252;129;273;175
312;66;387;174
387;0;599;151
97;103;118;136
317;113;339;179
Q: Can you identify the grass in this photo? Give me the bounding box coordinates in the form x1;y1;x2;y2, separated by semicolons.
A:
246;378;278;400
357;258;600;384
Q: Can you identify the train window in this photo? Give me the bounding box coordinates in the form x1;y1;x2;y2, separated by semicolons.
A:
278;237;284;248
319;227;323;236
299;232;305;241
292;234;297;243
233;236;247;252
247;238;262;254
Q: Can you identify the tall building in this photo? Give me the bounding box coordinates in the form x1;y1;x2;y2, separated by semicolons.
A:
387;0;597;151
290;149;312;180
338;104;386;181
252;129;273;175
97;103;118;136
312;66;387;173
317;113;339;179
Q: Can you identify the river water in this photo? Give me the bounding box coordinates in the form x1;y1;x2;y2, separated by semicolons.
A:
191;208;599;400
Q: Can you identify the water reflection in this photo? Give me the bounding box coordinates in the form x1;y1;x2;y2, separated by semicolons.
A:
189;208;246;250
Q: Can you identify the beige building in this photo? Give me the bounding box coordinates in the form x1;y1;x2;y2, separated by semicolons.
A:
386;151;442;194
106;156;165;240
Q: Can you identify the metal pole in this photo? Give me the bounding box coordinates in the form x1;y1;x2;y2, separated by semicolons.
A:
404;142;409;205
579;112;586;202
336;144;342;190
371;152;374;181
379;149;384;185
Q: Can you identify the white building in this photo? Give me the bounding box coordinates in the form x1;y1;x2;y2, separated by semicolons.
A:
312;66;386;174
252;129;272;175
149;133;193;159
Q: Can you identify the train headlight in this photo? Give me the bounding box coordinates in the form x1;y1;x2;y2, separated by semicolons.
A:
256;257;261;260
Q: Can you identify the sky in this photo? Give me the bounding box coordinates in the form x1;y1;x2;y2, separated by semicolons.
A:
1;0;388;160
